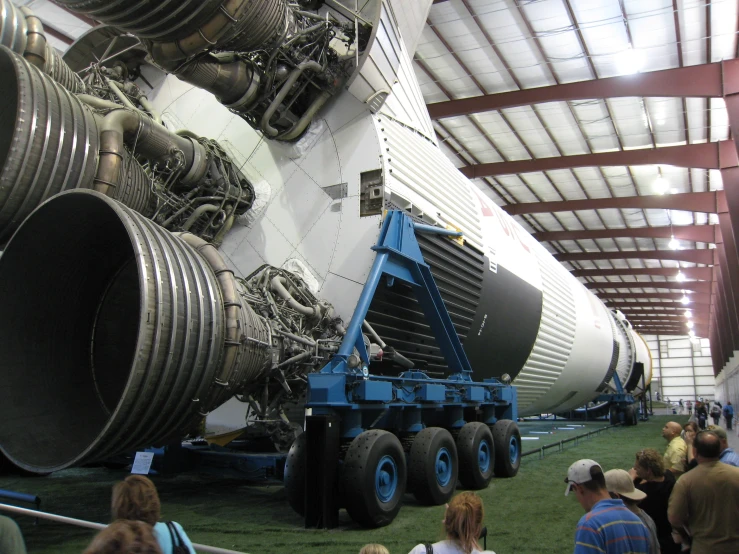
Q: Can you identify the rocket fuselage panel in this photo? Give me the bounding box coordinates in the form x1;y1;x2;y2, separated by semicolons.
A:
464;261;542;381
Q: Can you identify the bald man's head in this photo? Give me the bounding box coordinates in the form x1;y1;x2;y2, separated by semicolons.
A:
662;421;682;441
695;431;721;459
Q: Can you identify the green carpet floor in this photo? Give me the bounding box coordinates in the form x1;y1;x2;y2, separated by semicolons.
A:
1;414;686;554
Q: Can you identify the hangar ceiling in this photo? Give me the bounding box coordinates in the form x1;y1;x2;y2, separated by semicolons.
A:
22;0;739;373
413;0;739;373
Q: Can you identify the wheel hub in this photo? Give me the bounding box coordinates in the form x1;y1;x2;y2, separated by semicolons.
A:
435;447;452;486
509;436;519;464
375;455;398;503
478;441;491;472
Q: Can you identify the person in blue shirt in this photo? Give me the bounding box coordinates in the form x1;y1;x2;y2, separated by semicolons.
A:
565;459;650;554
111;475;196;554
707;425;739;467
724;402;734;430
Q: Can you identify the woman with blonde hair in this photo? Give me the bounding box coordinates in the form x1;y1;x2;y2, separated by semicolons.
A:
111;475;196;554
360;544;390;554
407;492;495;554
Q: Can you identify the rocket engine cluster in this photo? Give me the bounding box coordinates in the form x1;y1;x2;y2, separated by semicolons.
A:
0;0;256;245
0;0;651;476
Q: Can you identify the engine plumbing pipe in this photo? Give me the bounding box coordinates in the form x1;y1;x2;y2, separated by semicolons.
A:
76;97;209;197
19;7;45;69
182;204;220;231
105;78;137;111
260;60;323;137
270;275;317;317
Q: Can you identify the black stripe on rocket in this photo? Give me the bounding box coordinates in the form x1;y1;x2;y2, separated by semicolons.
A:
463;258;543;382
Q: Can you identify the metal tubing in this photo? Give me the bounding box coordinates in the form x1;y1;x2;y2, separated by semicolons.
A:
260;60;323;137
182;204;219;231
19;7;45;68
212;208;235;246
138;95;162;125
105;78;137;110
0;504;247;554
89;106;207;198
77;94;120;110
270;275;316;316
273;328;317;348
277;89;331;141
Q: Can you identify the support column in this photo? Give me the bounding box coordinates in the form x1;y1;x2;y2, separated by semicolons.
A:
721;167;739;256
715;228;739;349
710;273;724;375
716;270;733;365
716;61;739;370
710;323;722;375
723;59;739;158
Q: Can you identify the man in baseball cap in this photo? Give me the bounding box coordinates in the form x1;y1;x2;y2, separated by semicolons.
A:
605;469;659;554
565;459;650;554
706;425;739;466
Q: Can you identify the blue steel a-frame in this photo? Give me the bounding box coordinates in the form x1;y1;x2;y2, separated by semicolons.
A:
307;210;517;434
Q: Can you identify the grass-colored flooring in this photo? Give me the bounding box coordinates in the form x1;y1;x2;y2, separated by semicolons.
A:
1;414;686;554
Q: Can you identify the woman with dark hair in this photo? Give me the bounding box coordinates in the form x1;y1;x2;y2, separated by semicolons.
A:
407;492;495;554
630;448;679;554
682;421;700;472
111;476;196;554
83;520;162;554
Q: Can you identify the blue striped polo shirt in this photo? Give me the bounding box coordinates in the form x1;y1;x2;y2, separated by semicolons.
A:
574;499;650;554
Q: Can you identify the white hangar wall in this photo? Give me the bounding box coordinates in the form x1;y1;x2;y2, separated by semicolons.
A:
644;335;716;403
716;356;739;411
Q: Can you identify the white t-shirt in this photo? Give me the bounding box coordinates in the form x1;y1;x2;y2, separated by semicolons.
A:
408;540;496;554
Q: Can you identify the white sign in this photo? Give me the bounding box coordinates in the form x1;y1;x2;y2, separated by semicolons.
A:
131;452;155;475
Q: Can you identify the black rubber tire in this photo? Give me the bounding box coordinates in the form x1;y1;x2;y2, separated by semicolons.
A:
284;433;307;516
624;405;637;427
627;405;638;426
408;427;459;505
609;405;619;425
457;422;495;490
492;420;521;478
342;430;407;528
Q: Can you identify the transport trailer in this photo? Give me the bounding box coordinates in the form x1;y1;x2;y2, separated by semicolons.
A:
560;368;649;425
601;370;647;426
284;210;520;528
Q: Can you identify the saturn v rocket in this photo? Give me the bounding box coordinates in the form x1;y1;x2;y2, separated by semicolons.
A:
0;0;651;475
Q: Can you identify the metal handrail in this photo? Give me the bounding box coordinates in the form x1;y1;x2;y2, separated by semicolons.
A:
0;503;248;554
521;424;616;459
